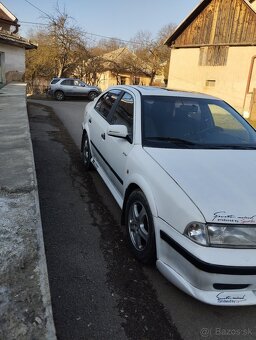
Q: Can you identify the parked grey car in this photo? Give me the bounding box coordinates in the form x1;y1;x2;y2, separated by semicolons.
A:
48;78;101;101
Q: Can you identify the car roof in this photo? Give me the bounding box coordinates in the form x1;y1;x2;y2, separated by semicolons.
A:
51;77;82;81
108;85;220;100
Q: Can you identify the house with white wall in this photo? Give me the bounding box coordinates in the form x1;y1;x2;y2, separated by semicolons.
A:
0;2;36;85
165;0;256;119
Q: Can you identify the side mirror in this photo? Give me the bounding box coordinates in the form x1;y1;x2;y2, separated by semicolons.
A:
107;125;131;142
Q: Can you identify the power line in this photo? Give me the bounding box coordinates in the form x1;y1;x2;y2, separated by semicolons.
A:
24;0;50;17
21;1;155;47
85;32;143;46
19;20;151;46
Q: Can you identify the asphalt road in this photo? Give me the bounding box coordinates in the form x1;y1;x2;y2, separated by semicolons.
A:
28;98;256;340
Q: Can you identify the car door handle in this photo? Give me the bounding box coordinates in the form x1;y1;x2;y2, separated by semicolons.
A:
89;118;92;123
101;133;105;140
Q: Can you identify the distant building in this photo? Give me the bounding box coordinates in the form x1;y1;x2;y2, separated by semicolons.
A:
79;47;166;91
98;48;151;90
0;2;36;85
165;0;256;119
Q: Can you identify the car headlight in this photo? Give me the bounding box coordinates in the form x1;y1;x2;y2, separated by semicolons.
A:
185;222;208;246
185;223;256;248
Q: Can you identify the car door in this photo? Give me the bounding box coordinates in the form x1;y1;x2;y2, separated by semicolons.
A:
104;91;135;196
59;79;74;96
88;89;122;177
72;80;88;97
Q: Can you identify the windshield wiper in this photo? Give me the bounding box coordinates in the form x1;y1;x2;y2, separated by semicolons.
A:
146;137;195;144
145;137;256;149
145;137;197;147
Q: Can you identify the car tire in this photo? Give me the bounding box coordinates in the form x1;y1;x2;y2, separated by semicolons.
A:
125;190;156;264
88;91;98;101
81;132;93;170
55;90;65;101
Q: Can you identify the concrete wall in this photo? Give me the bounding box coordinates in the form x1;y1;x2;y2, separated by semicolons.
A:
0;43;25;83
0;83;56;339
167;46;256;114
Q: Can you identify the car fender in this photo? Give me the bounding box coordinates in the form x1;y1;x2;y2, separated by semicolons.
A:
81;122;92;153
82;121;89;135
123;173;158;218
82;103;93;133
124;146;205;233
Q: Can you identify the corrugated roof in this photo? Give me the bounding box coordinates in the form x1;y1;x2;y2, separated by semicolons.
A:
0;31;37;49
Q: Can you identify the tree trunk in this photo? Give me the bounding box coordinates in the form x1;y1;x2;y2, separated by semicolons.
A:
149;71;156;86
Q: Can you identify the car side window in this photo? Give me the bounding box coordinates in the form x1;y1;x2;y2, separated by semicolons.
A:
110;92;134;140
208;103;250;141
209;104;243;130
61;79;74;86
95;90;121;119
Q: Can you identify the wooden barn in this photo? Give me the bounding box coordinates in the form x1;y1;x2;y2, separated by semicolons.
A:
165;0;256;119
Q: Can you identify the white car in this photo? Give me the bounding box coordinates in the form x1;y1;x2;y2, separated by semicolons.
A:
81;85;256;306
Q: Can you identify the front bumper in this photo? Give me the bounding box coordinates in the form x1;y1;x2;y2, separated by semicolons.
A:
157;260;256;305
155;218;256;306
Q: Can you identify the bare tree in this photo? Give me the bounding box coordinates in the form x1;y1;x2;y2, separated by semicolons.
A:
46;9;88;77
25;10;176;93
81;54;105;85
95;37;125;54
25;7;90;92
129;24;176;85
25;29;57;93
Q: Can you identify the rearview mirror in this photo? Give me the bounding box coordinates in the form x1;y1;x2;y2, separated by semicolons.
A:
107;125;129;139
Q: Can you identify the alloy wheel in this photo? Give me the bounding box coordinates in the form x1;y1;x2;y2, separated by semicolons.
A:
128;201;149;251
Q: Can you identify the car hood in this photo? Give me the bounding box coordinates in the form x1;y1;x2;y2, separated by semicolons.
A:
145;148;256;224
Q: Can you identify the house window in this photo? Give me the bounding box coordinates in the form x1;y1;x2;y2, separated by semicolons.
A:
199;46;229;66
206;80;216;87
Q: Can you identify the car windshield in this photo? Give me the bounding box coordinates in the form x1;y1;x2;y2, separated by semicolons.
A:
78;81;87;86
51;78;60;84
142;96;256;149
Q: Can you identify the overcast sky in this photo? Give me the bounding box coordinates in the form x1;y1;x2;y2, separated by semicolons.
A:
2;0;200;41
